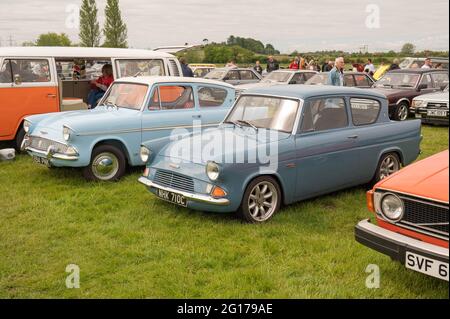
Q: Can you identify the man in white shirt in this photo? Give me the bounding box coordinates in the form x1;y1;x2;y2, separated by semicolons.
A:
365;59;376;74
421;58;432;69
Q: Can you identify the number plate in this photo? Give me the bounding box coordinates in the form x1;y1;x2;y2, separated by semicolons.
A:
427;109;448;117
155;188;187;207
32;155;50;167
405;251;449;281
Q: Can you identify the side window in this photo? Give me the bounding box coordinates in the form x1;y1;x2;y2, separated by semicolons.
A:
226;70;239;80
10;59;51;83
290;73;303;84
344;74;356;87
239;70;254;80
431;73;449;88
420;74;433;88
300;98;348;132
350;98;381;126
168;59;180;77
355;75;371;87
149;85;194;110
304;72;315;81
0;59;12;83
117;59;165;78
198;86;228;107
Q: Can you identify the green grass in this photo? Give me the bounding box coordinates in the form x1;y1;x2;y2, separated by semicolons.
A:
0;125;448;298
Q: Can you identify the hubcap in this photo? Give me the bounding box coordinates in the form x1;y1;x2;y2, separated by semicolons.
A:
248;181;278;222
379;155;399;180
91;152;119;180
398;105;408;121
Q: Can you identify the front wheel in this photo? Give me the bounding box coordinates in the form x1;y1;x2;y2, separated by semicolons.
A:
83;145;127;181
14;127;26;152
392;102;409;121
237;176;281;223
371;153;401;185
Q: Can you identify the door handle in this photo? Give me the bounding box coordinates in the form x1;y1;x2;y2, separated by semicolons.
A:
47;94;57;98
347;135;359;139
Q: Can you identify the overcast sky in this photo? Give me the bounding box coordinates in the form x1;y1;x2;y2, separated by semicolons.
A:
0;0;448;53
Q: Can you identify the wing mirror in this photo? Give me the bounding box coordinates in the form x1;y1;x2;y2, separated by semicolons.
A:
14;74;22;85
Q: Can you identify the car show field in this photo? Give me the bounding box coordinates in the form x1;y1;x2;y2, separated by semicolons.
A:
0;124;447;298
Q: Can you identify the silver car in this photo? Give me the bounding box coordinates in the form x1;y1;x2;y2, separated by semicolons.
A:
204;67;262;86
411;86;449;125
235;69;317;96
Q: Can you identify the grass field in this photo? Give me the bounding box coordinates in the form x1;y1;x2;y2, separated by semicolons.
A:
0;125;448;299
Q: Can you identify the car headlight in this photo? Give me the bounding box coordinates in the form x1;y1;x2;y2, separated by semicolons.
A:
63;126;71;141
380;193;404;221
206;161;220;181
140;146;151;163
412;100;425;108
23;120;31;133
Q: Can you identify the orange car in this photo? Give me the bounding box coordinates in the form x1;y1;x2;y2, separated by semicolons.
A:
355;150;449;281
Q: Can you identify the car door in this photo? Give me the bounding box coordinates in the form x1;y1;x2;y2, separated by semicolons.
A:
239;70;260;85
196;85;235;126
294;96;360;199
141;84;201;144
354;74;374;88
418;74;438;95
0;57;58;140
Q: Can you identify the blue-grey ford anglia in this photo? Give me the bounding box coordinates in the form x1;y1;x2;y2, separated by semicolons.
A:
22;77;235;181
138;85;422;223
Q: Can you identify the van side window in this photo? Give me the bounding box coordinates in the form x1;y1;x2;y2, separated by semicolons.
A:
149;86;194;110
0;59;12;83
10;59;51;83
198;87;228;107
300;98;348;132
350;98;381;125
117;59;165;77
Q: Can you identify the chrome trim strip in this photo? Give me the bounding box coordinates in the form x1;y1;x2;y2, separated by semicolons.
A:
401;221;449;237
357;219;449;258
76;123;220;136
138;176;229;206
376;188;449;205
26;147;79;161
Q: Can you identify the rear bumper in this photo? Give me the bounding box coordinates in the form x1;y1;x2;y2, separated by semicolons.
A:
355;219;448;264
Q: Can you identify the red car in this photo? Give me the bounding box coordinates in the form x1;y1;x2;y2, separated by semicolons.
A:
355;150;449;281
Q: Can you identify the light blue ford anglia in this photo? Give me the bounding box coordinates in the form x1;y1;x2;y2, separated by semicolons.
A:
22;77;235;181
138;85;422;223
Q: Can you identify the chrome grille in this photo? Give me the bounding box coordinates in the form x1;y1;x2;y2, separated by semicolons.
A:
398;195;449;238
154;170;194;192
427;102;449;109
29;136;68;153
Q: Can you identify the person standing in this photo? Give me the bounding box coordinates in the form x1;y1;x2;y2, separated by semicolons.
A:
253;60;263;75
327;57;345;86
289;56;300;70
388;58;401;71
364;59;376;75
421;58;433;69
323;60;334;72
179;57;194;77
266;56;279;73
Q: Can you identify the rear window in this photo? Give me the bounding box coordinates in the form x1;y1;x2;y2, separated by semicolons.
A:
350;98;381;125
198;87;228;107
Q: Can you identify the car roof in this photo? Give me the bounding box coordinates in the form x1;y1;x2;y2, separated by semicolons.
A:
388;68;446;74
0;46;175;59
113;76;235;89
271;69;317;73
244;84;386;100
315;71;371;75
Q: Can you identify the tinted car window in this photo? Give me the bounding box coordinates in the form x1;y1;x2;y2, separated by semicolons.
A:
198;87;228;107
301;98;348;132
355;74;372;87
344;75;356;87
226;70;240;80
290;73;303;84
420;74;433;89
350;98;381;125
149;85;194;110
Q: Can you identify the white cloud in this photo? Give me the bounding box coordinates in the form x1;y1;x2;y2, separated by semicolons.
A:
0;0;448;52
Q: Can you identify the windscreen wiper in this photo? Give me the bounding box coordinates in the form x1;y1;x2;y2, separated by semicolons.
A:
224;120;242;128
237;120;258;131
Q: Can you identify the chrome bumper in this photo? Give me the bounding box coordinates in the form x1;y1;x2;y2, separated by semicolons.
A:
355;219;449;262
25;146;79;161
138;176;230;206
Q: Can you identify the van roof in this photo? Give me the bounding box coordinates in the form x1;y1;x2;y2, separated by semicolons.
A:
0;46;175;59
